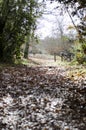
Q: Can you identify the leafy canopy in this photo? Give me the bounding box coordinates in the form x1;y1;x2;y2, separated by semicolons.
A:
0;0;41;63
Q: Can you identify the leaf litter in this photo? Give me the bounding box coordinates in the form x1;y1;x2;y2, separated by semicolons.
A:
0;65;86;130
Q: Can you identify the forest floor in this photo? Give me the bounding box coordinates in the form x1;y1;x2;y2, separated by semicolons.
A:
0;54;86;130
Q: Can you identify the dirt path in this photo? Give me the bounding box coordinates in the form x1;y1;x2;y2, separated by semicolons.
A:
29;55;62;66
0;64;86;130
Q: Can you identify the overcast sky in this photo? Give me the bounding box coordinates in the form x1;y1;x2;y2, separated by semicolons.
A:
36;1;79;39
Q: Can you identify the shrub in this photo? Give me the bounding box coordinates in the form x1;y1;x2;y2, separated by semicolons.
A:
76;51;85;64
82;42;86;54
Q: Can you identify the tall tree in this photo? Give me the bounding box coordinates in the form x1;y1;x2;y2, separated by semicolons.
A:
45;0;86;42
24;0;40;59
0;0;41;63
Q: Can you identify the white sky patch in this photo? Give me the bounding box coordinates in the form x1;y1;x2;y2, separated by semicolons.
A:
36;1;79;39
36;22;53;38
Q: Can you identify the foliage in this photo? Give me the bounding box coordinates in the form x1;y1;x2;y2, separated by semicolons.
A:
0;0;41;63
76;51;85;64
72;41;86;64
82;42;86;54
55;0;86;63
47;0;86;42
39;36;73;55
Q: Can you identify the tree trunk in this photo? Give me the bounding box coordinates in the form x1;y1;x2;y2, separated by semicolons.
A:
54;53;56;62
24;42;29;59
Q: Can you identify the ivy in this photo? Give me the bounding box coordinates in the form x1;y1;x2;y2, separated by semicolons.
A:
0;0;41;63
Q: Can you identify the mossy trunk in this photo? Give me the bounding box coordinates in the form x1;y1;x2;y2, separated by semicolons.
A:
24;42;29;59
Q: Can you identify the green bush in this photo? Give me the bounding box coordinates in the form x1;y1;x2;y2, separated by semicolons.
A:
76;52;85;64
82;42;86;54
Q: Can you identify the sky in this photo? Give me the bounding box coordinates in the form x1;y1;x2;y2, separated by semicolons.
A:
36;1;79;39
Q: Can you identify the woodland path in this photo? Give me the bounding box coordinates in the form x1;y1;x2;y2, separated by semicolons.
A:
0;58;86;130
